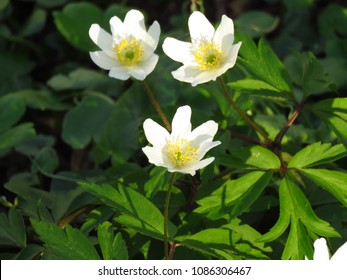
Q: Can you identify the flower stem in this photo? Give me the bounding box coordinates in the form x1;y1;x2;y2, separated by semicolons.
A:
142;80;172;132
164;172;176;259
218;77;271;144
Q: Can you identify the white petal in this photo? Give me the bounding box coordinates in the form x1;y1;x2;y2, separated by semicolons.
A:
331;241;347;260
313;238;330;260
188;11;215;42
224;41;242;67
128;66;146;80
138;54;159;78
89;24;114;54
187;157;215;174
191;120;219;141
214;15;234;52
109;66;131;80
197;141;221;159
143;119;169;146
109;15;124;37
171;105;192;137
171;65;201;84
191;69;222;86
162;38;194;64
142;146;165;166
142;21;160;59
89;51;116;70
124;10;146;37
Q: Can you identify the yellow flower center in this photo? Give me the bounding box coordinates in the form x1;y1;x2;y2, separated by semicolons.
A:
194;41;222;70
114;37;144;66
165;138;198;167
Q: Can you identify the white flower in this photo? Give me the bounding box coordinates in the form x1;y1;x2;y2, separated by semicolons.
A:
162;11;241;86
308;238;347;260
89;9;160;81
142;105;221;175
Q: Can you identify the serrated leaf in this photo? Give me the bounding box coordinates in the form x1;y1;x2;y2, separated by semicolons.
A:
282;218;313;260
219;145;280;170
80;182;177;240
237;34;292;94
14;244;44;260
258;178;291;243
98;222;128;260
0;95;26;134
314;98;347;121
230;172;273;219
285;52;330;97
288;142;347;168
196;171;270;218
299;169;347;206
0;208;26;247
176;220;272;260
284;177;339;237
31;219;100;259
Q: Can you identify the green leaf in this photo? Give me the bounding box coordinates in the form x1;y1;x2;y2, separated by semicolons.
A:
0;95;26;134
258;178;291;243
288;142;347;168
318;3;347;38
175;228;236;259
21;8;47;37
0;51;35;95
12;89;70;111
176;220;272;259
31;219;100;260
0;208;26;247
236;11;279;38
31;147;59;174
314;98;347;121
219;145;280;170
228;79;281;93
260;176;339;245
0;123;36;154
196;171;271;218
284;177;339;238
98;104;139;162
230;172;273;219
237;34;292;94
62;96;113;149
80;206;114;234
98;222;128;260
14;244;44;260
285;52;330;97
299;169;347;206
80;182;177;240
282;218;313;260
53;2;102;52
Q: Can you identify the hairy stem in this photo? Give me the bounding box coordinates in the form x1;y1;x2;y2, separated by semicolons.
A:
218;77;271;145
164;173;176;259
142;80;172;132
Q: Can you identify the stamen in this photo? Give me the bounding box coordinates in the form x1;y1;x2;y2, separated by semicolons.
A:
194;40;222;70
114;37;144;66
165;138;198;167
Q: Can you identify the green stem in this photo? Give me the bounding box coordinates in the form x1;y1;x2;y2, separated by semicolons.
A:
218;77;271;144
164;172;176;259
142;80;172;132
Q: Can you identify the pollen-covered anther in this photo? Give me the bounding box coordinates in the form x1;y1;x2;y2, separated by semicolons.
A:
165;138;198;167
114;37;144;66
194;41;222;70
